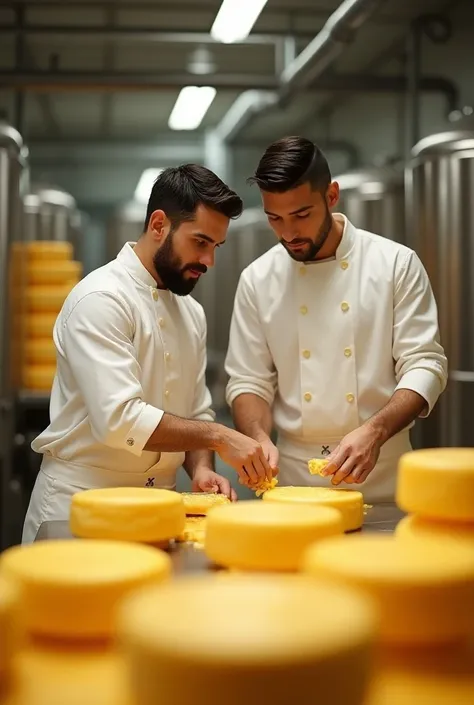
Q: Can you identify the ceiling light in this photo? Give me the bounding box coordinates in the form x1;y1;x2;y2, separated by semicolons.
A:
211;0;268;44
134;168;164;203
187;46;217;75
168;86;217;131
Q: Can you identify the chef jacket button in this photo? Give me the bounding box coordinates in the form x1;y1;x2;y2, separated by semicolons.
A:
341;301;350;312
299;266;306;275
346;393;355;403
126;438;135;446
344;347;352;358
304;392;312;402
164;352;171;361
341;260;349;270
300;305;308;315
152;289;159;301
159;317;165;327
302;349;311;359
164;390;170;398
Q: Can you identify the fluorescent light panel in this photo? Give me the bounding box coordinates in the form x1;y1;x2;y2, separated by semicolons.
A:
211;0;268;44
168;86;217;131
134;168;164;203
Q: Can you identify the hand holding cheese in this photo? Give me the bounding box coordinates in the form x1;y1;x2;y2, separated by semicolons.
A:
323;424;383;485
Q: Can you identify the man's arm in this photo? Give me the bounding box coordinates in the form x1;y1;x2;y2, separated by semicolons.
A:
225;272;279;471
325;250;448;486
61;292;270;486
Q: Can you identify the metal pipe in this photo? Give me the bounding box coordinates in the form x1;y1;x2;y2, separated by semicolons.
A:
215;0;390;141
0;26;309;45
0;71;457;110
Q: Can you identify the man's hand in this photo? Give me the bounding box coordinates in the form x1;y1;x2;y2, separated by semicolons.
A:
213;427;273;487
322;425;384;486
257;435;279;477
191;466;237;501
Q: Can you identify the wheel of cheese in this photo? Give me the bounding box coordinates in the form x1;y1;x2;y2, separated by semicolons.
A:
263;486;364;532
303;534;474;645
26;285;72;313
0;577;20;684
181;492;230;516
11;643;132;705
117;574;376;705
396;448;474;522
25;338;56;364
26;241;73;261
23;364;56;391
70;487;186;543
366;642;474;705
204;500;344;572
396;515;474;548
0;539;171;640
27;260;82;286
25;313;57;339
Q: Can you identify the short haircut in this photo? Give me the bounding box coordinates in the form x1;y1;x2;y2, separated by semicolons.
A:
248;136;331;194
144;164;243;231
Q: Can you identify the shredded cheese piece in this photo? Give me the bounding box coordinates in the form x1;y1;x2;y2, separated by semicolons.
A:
308;458;329;476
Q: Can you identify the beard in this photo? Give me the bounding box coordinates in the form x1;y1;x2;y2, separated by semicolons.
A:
153;234;207;296
281;205;333;262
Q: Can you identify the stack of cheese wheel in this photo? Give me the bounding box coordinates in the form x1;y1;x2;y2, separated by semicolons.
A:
70;487;186;546
23;241;82;392
395;448;474;548
117;573;377;705
176;493;230;548
262;486;365;532
0;539;171;705
204;500;344;572
302;533;474;704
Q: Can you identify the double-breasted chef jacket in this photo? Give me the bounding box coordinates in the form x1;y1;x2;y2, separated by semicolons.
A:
22;242;214;542
225;214;448;502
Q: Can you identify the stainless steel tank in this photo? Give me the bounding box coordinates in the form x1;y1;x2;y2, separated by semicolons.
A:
0;121;27;548
406;129;474;448
106;200;145;262
335;166;406;243
23;183;80;256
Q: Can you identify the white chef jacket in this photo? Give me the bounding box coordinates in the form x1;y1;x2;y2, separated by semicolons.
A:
22;242;214;542
225;215;448;502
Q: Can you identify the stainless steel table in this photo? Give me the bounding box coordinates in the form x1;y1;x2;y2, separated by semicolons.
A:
34;503;405;575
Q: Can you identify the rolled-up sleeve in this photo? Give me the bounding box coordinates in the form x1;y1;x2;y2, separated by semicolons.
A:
191;312;215;422
225;269;277;407
392;251;448;416
60;291;164;456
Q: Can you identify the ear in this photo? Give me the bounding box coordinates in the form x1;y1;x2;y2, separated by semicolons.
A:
326;182;340;209
148;210;169;243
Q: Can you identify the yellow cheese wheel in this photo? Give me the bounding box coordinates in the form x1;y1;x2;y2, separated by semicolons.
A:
23;364;56;391
396;515;474;548
27;260;83;286
26;241;73;261
397;448;474;522
11;643;132;705
25;338;56;365
181;492;230;515
176;516;207;545
0;539;171;640
263;486;364;532
366;642;474;705
303;534;474;644
0;577;20;684
70;487;186;543
204;500;344;572
25;313;57;339
26;285;72;313
118;574;376;705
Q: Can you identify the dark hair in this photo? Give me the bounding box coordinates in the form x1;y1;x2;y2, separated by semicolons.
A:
144;164;243;231
248;136;331;194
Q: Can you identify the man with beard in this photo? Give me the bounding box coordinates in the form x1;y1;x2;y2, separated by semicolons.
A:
22;164;273;543
225;136;448;503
